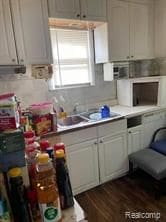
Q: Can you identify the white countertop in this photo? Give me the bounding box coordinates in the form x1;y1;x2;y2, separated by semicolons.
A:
43;105;166;137
111;105;166;118
62;199;87;222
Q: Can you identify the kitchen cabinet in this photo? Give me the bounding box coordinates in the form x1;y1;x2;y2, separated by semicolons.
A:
0;0;17;65
48;0;107;22
128;125;144;155
60;119;128;194
142;110;166;148
11;0;52;65
98;132;128;183
61;127;99;195
155;0;166;57
98;119;128;183
65;139;99;195
0;0;52;65
94;0;154;63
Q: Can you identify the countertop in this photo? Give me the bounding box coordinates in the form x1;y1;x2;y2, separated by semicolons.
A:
111;105;166;118
62;199;87;222
42;105;166;137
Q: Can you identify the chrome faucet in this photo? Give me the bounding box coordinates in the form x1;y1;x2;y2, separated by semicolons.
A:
73;103;79;114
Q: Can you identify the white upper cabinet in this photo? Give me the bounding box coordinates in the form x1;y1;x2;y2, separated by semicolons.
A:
0;0;17;65
48;0;107;22
11;0;53;65
80;0;107;21
108;0;130;61
129;1;154;60
94;0;154;63
155;0;166;57
48;0;80;20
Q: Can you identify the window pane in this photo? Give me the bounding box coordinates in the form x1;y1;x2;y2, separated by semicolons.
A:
50;28;93;88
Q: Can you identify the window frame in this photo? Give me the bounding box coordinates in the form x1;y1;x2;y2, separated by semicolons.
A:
49;28;95;90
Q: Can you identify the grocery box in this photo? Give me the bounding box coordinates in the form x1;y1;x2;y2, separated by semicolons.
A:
0;93;20;131
0;129;25;154
32;114;53;136
0;150;25;172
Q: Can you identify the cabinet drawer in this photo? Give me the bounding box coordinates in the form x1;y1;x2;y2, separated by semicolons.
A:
143;111;166;123
98;119;127;137
61;126;97;145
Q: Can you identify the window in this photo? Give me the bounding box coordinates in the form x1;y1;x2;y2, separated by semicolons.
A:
49;28;94;89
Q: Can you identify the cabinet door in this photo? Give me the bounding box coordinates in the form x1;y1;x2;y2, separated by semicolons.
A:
128;125;143;155
143;111;166;148
48;0;80;20
155;0;166;57
99;132;128;184
0;0;17;65
129;2;154;60
108;0;130;61
11;0;53;65
66;139;99;195
80;0;107;21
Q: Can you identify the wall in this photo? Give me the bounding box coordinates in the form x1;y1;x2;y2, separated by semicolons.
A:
0;64;117;112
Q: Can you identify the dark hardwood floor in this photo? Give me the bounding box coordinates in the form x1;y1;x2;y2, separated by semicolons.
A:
76;171;166;222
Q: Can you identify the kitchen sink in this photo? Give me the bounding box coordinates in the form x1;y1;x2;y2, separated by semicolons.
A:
57;115;88;127
80;109;120;120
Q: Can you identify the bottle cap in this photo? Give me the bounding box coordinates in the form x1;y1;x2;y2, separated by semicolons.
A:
56;149;65;159
40;140;50;151
8;168;22;178
24;131;35;138
37;153;49;164
54;142;65;151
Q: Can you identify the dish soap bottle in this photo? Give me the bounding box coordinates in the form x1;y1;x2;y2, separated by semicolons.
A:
101;105;110;118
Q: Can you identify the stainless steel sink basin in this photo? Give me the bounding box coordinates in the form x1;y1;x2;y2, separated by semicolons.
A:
57;115;88;126
81;109;120;120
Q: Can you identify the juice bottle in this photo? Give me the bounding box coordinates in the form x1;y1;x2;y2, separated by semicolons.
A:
36;153;62;222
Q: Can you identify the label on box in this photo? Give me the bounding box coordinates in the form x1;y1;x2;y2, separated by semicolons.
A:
33;114;52;136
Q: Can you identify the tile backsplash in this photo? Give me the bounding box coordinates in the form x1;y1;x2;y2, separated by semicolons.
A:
0;64;117;112
0;58;166;112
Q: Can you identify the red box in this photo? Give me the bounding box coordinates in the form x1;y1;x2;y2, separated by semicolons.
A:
32;114;53;136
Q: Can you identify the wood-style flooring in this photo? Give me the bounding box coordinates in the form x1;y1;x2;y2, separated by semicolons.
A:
76;171;166;222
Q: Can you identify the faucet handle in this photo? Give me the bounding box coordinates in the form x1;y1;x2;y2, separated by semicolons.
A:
73;103;79;114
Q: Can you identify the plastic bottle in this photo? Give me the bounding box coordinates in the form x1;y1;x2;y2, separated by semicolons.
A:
101;105;110;118
36;153;62;222
8;168;30;222
54;143;66;154
27;189;41;222
55;149;74;209
40;140;54;158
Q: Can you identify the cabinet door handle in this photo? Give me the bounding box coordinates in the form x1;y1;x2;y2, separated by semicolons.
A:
76;14;80;17
20;59;24;63
82;15;86;18
126;56;130;59
131;56;134;58
94;141;98;145
99;140;103;143
12;59;16;62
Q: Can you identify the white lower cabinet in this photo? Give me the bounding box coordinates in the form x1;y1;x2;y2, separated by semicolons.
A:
98;132;128;184
128;125;144;155
61;119;128;194
66;139;99;195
